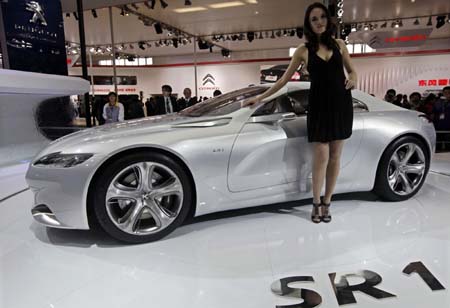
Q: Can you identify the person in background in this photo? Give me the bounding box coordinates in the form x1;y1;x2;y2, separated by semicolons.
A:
393;94;403;107
145;97;157;116
432;86;450;149
409;92;422;110
213;90;222;97
402;94;411;109
128;97;145;119
418;93;437;121
155;85;178;115
103;92;124;123
177;88;198;110
384;89;396;103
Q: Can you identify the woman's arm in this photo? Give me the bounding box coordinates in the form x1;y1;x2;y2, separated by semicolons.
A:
336;39;357;89
243;45;306;107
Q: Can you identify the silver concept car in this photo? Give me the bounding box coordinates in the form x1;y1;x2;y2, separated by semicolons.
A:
26;82;436;243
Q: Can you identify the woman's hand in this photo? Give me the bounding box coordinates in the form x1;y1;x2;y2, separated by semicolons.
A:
242;96;262;108
345;78;356;90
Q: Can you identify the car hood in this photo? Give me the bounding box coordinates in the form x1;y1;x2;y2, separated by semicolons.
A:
37;113;232;157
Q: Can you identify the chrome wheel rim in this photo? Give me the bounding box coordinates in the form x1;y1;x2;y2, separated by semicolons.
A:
105;162;183;235
387;143;426;196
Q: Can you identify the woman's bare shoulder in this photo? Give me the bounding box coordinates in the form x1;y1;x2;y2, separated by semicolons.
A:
294;44;308;59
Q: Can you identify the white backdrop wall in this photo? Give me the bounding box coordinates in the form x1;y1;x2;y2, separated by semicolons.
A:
352;54;450;98
69;52;450;100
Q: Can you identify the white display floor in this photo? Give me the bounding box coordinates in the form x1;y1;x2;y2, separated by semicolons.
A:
1;157;449;308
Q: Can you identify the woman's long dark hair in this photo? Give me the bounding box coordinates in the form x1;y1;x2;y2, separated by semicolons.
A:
304;2;337;52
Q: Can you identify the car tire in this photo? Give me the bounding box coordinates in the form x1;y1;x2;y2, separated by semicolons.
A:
373;136;430;201
91;152;193;244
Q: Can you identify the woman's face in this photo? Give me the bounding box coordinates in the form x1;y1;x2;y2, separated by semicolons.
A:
108;95;116;104
309;7;327;35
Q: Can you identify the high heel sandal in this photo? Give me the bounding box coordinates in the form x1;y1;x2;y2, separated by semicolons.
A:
321;198;332;223
311;202;321;224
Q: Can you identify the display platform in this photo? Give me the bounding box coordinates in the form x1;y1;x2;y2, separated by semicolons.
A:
0;157;449;308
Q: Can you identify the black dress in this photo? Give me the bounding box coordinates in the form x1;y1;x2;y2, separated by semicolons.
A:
306;42;353;143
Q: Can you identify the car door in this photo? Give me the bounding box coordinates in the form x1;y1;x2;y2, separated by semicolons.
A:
227;89;364;193
227;92;311;192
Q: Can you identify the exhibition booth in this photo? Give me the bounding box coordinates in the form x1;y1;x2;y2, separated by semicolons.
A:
0;0;450;308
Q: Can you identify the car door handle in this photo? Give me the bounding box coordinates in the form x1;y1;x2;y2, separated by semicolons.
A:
279;112;296;122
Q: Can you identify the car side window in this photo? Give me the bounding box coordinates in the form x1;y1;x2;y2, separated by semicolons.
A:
287;90;309;115
252;94;295;116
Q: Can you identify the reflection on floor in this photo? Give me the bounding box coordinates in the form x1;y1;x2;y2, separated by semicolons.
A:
0;156;449;308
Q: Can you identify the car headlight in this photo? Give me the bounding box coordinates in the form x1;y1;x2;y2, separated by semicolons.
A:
34;152;93;168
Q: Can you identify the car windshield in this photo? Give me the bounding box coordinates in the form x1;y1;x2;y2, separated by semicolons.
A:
179;86;267;117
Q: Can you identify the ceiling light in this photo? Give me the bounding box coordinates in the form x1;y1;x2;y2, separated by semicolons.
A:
436;15;446;28
247;31;255;42
414;18;420;25
363;24;369;31
398;20;403;27
209;1;245;9
380;21;387;28
91;9;97;18
271;30;275;39
173;7;207;13
172;38;179;48
246;0;258;3
138;41;146;50
160;0;168;9
144;1;156;9
427;16;432;26
154;22;163;34
351;24;357;32
221;49;231;58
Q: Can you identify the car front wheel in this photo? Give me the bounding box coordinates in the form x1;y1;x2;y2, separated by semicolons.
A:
91;152;193;243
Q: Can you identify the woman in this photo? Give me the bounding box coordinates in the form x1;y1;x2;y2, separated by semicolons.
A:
243;2;357;223
103;91;124;124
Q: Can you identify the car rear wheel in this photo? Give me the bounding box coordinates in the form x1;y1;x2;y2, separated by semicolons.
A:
92;152;193;243
374;136;429;201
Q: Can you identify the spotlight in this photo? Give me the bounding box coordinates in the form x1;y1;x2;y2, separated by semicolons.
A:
427;16;432;26
271;30;275;39
127;55;136;62
185;0;192;5
91;9;97;18
398;19;403;27
131;3;139;10
73;12;78;20
436;15;446;28
172;38;178;48
414;18;420;25
160;0;168;9
120;7;125;16
296;27;303;38
198;39;209;49
351;24;357;32
138;41;145;50
65;12;70;17
363;24;369;31
144;1;156;9
289;29;296;37
247;31;255;42
221;49;231;58
380;21;387;28
154;22;163;34
146;42;152;48
343;24;351;37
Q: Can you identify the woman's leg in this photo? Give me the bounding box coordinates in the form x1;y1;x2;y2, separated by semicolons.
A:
323;140;346;204
312;142;329;204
